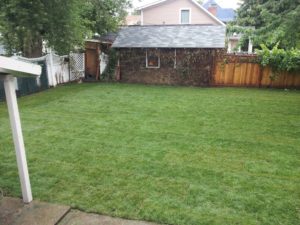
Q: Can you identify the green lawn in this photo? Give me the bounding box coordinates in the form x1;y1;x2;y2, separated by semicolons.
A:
0;83;299;225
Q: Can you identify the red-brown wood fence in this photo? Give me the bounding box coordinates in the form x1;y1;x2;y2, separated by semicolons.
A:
213;54;300;88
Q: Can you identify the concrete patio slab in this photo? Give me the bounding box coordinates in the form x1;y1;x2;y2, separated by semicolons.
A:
58;210;159;225
0;197;70;225
0;197;160;225
0;197;24;225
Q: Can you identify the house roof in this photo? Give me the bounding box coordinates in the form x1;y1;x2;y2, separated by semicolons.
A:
136;0;225;26
99;32;118;43
87;32;118;44
112;25;226;49
203;0;236;22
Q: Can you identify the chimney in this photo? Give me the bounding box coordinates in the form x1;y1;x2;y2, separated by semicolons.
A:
208;3;218;16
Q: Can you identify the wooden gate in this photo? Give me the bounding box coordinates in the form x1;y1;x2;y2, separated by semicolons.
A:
85;40;100;80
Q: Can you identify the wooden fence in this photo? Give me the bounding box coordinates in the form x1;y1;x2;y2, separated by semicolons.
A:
213;54;300;88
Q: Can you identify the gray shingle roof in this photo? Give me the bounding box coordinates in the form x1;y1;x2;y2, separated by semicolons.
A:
112;25;226;49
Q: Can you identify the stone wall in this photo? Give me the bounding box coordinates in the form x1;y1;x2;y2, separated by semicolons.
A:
118;48;222;86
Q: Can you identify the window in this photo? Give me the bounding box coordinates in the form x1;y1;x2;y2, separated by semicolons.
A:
146;50;160;68
180;9;190;24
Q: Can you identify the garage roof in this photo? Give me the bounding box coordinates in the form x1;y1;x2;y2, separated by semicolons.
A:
112;25;226;49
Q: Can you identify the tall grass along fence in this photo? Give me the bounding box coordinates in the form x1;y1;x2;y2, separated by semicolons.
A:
213;54;300;88
0;52;84;101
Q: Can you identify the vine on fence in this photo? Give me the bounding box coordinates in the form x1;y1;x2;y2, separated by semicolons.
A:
101;48;117;80
218;46;300;80
256;44;300;78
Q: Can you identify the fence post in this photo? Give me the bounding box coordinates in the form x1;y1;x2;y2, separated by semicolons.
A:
258;66;264;88
48;51;56;87
248;38;253;54
68;53;71;82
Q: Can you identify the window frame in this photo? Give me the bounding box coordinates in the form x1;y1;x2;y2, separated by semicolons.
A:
146;49;160;69
179;8;191;24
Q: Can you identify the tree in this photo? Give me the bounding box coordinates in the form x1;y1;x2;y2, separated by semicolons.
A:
234;0;300;49
83;0;131;35
0;0;130;57
0;0;87;57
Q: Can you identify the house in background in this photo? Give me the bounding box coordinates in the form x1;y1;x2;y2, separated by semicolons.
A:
134;0;252;53
202;0;235;24
136;0;225;26
112;25;226;86
202;0;253;54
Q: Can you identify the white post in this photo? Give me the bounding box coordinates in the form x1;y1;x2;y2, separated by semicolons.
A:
248;38;253;54
227;40;232;53
141;10;144;25
48;51;56;86
3;75;32;203
238;46;242;53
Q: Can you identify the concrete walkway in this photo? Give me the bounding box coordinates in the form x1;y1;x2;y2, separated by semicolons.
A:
0;197;159;225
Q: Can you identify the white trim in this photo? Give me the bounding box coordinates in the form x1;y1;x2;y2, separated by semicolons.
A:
190;0;225;26
141;10;144;25
179;8;191;24
146;50;160;68
136;0;167;10
136;0;225;26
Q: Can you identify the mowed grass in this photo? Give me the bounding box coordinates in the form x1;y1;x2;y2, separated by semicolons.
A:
0;83;300;225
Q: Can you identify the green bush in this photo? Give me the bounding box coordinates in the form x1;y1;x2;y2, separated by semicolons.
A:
256;44;300;75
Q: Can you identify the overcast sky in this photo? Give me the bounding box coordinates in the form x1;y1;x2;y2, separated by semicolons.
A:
131;0;242;10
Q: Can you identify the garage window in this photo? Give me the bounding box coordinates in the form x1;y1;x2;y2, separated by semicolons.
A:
146;50;160;68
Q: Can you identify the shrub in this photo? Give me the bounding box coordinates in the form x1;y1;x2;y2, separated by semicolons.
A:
256;44;300;78
101;48;117;81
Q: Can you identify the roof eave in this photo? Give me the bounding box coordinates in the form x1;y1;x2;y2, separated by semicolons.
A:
190;0;225;26
136;0;167;10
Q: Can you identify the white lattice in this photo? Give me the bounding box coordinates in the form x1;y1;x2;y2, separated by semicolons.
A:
70;53;85;81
